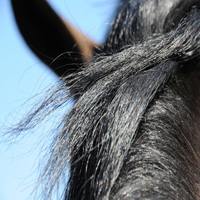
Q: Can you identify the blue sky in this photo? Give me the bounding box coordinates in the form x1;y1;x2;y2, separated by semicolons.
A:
0;0;117;199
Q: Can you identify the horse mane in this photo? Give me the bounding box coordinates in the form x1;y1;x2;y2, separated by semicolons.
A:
10;0;200;199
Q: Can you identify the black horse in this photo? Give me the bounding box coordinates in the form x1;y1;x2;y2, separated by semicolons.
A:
11;0;200;199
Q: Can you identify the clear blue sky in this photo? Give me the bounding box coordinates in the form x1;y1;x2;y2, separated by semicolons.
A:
0;0;117;199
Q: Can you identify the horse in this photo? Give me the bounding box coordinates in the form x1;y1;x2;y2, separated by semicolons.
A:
11;0;200;199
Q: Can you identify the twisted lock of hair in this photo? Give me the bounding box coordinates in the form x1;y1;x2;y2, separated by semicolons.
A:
10;1;200;199
66;1;200;199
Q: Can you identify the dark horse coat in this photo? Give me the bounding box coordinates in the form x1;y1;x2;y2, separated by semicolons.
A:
11;0;200;199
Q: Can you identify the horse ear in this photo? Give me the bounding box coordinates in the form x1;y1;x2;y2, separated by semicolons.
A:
11;0;98;78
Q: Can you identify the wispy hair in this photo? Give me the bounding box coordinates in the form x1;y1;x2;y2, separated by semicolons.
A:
10;0;200;199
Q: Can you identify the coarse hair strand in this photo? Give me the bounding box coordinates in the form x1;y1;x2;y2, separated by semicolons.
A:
9;0;200;199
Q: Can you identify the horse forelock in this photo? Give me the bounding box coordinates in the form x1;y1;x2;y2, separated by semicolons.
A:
11;0;200;199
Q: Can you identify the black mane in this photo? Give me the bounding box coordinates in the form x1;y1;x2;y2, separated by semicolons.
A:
11;0;200;199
